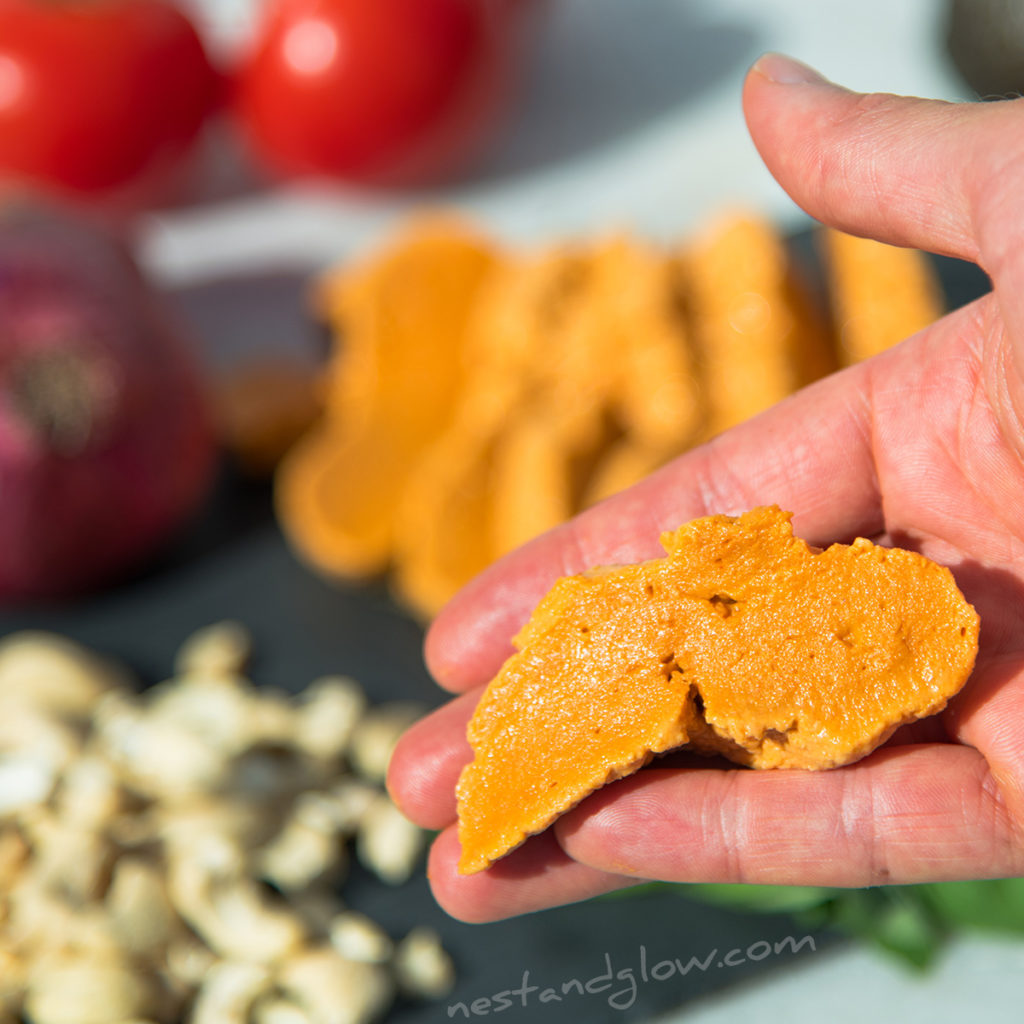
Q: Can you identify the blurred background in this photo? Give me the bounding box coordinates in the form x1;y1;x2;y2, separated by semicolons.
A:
0;0;1022;1022
147;0;979;279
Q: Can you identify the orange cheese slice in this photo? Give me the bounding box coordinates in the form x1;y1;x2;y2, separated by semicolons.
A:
456;506;979;874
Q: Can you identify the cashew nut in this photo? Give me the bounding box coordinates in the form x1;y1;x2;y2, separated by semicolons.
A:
0;751;57;818
168;860;306;964
164;937;217;991
348;702;424;784
27;814;113;904
252;997;313;1024
23;953;156;1024
277;947;393;1024
293;677;366;762
0;631;123;720
257;814;343;893
106;857;179;959
356;794;425;885
174;621;252;679
54;754;123;830
321;779;379;836
329;912;393;964
189;960;271;1024
393;926;456;999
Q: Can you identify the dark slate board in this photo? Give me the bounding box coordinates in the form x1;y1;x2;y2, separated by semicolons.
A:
0;241;988;1022
0;466;831;1023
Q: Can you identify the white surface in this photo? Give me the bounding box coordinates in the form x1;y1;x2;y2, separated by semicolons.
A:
147;2;1016;1022
656;935;1024;1024
142;0;970;284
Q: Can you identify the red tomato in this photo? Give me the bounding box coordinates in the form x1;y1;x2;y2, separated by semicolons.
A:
0;0;219;200
234;0;535;185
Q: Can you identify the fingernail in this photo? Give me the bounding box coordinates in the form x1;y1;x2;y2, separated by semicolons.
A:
752;52;828;86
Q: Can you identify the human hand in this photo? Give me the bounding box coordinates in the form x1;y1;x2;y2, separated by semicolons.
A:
388;53;1024;922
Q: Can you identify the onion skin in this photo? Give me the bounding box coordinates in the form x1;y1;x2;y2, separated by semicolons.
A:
0;197;218;601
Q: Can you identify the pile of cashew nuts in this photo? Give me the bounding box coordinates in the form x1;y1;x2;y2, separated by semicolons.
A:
0;623;454;1024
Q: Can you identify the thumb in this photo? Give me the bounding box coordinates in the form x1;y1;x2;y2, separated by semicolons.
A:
744;54;1024;448
741;53;1021;262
